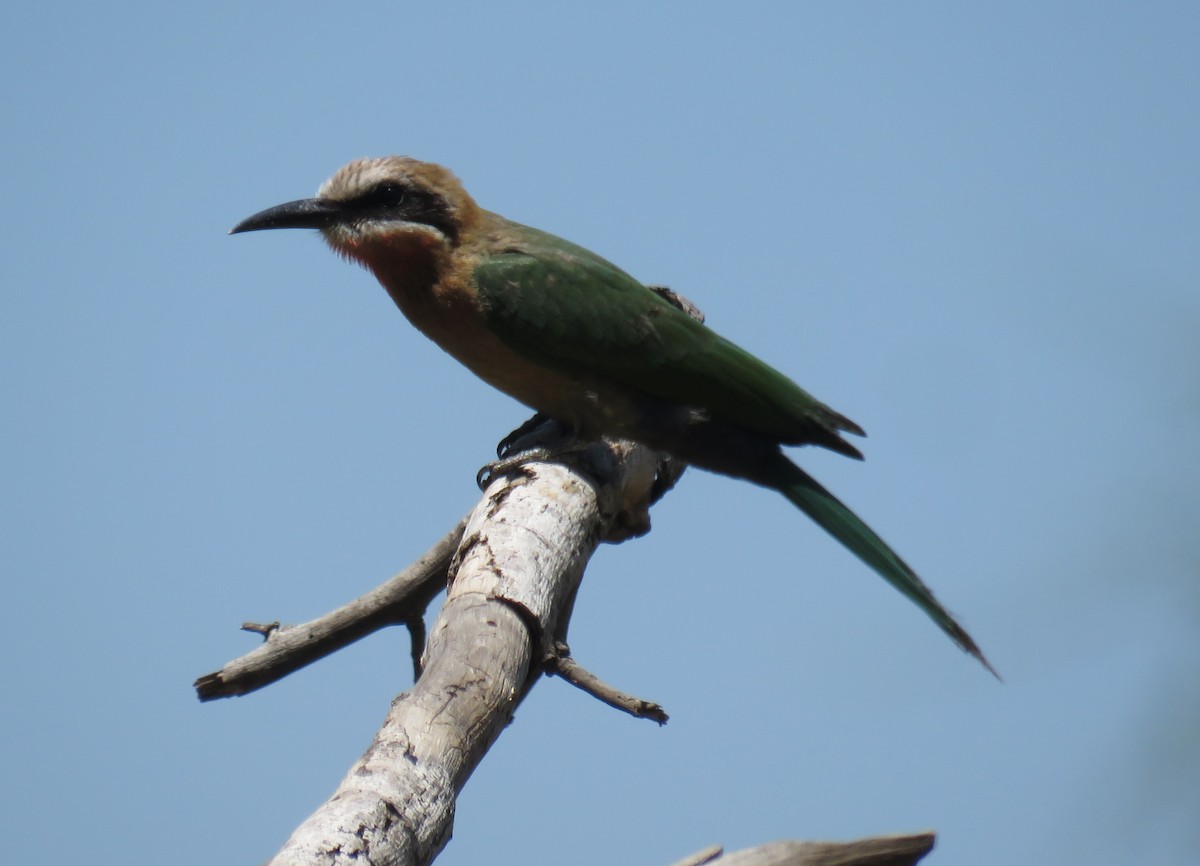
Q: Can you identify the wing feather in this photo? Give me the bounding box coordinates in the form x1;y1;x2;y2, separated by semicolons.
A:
473;223;862;452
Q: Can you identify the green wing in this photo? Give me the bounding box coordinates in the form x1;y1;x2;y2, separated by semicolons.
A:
474;222;994;674
473;222;861;451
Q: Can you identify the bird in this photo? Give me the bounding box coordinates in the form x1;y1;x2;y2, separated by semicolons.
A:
231;156;995;675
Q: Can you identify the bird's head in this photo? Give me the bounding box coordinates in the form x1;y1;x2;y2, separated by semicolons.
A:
231;156;482;266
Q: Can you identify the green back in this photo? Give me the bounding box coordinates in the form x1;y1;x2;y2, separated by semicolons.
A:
473;222;856;443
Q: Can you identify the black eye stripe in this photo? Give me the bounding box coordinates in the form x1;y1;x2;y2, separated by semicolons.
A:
347;182;459;243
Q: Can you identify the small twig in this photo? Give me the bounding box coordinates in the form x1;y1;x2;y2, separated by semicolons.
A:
699;833;936;866
241;620;280;639
404;615;427;681
546;641;669;725
194;519;466;701
668;846;724;866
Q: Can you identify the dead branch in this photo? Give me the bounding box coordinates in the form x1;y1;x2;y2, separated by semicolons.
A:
546;640;669;724
669;833;936;866
194;520;465;700
257;438;665;866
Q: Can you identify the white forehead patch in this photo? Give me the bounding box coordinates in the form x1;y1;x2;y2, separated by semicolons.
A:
317;157;421;201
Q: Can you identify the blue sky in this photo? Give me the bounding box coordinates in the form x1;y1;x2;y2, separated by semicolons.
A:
2;3;1197;864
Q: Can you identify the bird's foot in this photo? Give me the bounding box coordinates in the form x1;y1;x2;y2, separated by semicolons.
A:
495;413;559;458
478;417;589;490
477;447;550;489
476;441;596;490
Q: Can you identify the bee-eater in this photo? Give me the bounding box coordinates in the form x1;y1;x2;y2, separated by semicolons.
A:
232;156;993;674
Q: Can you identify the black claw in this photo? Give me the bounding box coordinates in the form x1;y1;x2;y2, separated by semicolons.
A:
478;447;557;490
497;413;551;458
479;417;596;491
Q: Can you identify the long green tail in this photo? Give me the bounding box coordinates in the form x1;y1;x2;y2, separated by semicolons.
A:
779;465;998;677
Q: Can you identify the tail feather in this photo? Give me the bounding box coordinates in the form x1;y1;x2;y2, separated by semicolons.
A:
778;464;999;678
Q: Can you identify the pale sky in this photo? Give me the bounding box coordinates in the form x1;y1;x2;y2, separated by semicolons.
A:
2;3;1197;864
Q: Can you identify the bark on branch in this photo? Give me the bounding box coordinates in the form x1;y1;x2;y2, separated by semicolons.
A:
249;438;668;866
199;441;940;865
670;833;936;866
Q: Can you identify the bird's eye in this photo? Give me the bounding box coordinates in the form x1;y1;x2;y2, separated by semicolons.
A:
367;181;407;207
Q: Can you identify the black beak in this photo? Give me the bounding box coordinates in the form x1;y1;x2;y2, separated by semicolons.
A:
230;198;343;234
